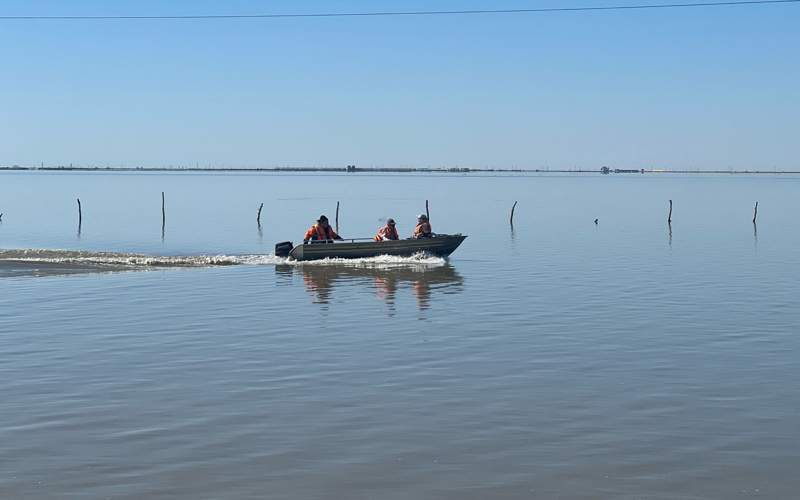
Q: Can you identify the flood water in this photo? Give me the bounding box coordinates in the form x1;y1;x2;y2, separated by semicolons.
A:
2;171;800;499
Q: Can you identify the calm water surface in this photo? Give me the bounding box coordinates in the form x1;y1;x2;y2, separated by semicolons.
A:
2;172;799;499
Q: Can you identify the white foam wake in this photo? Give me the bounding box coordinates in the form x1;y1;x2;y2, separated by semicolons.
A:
0;249;446;270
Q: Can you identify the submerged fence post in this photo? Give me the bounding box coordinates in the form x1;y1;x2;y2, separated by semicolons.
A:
335;201;340;232
77;198;82;236
161;192;166;238
668;200;673;224
425;199;430;220
510;201;518;226
257;203;264;225
753;201;759;224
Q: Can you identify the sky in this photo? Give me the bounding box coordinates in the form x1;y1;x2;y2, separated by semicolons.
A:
0;0;798;169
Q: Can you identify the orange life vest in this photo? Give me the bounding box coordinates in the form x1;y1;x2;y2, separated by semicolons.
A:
305;224;338;241
375;225;399;241
413;222;432;238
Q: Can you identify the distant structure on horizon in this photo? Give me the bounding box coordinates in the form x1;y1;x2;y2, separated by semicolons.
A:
601;166;645;174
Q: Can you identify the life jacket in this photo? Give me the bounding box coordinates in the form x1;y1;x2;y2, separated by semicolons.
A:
413;222;432;238
306;223;337;241
375;225;399;241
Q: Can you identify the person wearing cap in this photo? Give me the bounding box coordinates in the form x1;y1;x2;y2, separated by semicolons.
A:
375;218;399;241
303;215;342;243
413;214;433;239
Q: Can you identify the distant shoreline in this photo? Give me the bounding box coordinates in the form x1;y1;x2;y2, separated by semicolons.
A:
1;166;798;175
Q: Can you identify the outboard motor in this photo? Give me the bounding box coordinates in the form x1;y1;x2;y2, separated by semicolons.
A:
275;241;293;258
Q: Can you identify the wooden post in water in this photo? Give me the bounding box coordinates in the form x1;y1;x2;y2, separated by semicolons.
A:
77;198;82;237
752;201;759;224
335;201;340;232
425;200;430;220
257;203;264;225
668;200;673;224
510;201;518;226
161;192;166;236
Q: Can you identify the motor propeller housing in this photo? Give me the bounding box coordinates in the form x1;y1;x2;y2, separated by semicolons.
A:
275;241;293;258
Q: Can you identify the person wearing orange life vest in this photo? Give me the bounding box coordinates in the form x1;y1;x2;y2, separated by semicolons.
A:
303;215;342;243
375;218;399;241
413;213;433;239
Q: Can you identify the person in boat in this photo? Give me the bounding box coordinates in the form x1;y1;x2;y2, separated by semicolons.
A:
413;214;433;239
303;215;342;243
375;218;399;241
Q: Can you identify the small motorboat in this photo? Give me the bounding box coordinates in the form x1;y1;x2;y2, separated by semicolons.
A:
275;234;467;261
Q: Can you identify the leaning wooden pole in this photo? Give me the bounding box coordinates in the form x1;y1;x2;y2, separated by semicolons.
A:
335;201;340;232
257;203;264;225
425;200;430;220
510;201;518;226
668;200;673;224
161;192;166;231
752;201;758;224
77;198;82;226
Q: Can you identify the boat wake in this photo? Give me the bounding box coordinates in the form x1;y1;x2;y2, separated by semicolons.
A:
0;248;447;277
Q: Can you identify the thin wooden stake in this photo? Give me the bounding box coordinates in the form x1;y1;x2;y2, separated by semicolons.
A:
510;201;518;225
752;201;758;224
668;199;673;224
161;192;166;233
425;200;430;220
257;203;264;224
77;198;82;225
335;201;340;232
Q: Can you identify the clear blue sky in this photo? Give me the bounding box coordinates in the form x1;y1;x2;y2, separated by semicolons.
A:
1;0;798;169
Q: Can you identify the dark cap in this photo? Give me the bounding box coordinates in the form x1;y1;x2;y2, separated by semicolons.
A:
387;218;396;225
317;215;329;223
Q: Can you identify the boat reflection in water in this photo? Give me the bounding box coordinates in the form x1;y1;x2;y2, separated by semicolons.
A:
275;263;464;312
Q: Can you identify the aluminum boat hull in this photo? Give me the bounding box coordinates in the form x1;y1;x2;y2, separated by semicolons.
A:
289;234;467;261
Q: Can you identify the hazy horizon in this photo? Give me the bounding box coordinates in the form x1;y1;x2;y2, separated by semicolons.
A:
3;163;799;172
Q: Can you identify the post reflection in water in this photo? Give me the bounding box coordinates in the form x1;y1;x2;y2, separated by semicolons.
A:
275;263;464;312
